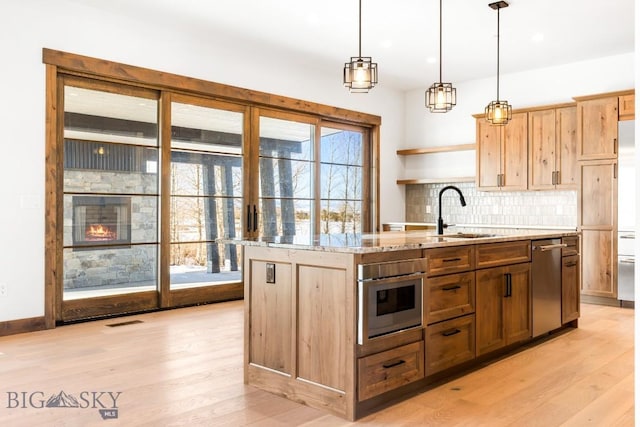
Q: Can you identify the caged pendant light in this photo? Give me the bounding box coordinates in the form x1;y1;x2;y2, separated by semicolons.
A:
485;1;512;125
426;0;456;112
343;0;378;93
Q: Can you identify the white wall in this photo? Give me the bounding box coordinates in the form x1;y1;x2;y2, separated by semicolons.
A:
0;0;405;322
401;53;635;181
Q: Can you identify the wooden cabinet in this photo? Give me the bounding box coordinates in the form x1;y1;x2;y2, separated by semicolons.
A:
576;96;618;160
425;314;475;376
476;262;531;356
528;106;577;190
476;112;528;191
249;259;292;373
357;340;425;401
619;93;634;121
424;245;475;277
425;272;475;325
578;159;617;299
245;246;356;419
423;246;477;376
476;240;531;269
562;254;580;324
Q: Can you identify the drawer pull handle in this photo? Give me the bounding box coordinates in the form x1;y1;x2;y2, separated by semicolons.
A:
564;262;577;267
442;285;461;291
443;257;462;263
442;328;461;337
382;359;406;369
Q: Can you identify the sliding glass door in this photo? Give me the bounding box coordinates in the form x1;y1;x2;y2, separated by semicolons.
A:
254;110;370;242
168;95;245;296
61;77;161;320
55;73;373;322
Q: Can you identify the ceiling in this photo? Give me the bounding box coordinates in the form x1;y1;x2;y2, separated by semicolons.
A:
72;0;634;91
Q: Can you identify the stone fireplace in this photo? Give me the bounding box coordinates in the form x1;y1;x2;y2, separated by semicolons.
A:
72;196;131;248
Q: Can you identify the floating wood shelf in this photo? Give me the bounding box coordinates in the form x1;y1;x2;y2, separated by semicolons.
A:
396;143;475;156
396;176;476;185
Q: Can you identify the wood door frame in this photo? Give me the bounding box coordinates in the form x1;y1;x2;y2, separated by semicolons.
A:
43;48;381;328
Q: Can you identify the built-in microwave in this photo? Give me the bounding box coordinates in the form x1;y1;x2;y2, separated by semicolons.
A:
357;258;426;345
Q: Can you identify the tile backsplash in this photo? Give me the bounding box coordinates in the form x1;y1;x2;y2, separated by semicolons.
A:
406;182;577;228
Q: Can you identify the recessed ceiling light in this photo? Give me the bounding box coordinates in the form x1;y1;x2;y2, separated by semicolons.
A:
427;57;437;64
532;33;544;42
380;40;393;49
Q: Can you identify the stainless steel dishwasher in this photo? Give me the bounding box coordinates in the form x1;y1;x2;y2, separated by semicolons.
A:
531;239;566;337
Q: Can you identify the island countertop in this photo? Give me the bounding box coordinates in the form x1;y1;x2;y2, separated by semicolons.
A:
226;226;579;253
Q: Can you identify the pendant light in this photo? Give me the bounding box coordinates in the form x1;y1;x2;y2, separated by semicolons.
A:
426;0;456;112
343;0;378;93
485;1;512;125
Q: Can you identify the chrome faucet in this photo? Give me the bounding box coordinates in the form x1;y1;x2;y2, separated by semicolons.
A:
437;185;467;235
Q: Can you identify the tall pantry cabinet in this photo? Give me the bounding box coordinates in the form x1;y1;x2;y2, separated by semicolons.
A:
575;90;634;303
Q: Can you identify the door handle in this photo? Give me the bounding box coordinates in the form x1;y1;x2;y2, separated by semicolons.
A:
442;285;462;291
504;273;510;298
442;328;462;337
246;204;251;233
253;205;258;232
383;359;406;369
534;243;568;251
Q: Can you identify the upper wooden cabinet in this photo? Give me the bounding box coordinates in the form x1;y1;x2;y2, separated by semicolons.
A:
528;106;577;190
619;93;635;121
476;112;528;191
576;96;618;160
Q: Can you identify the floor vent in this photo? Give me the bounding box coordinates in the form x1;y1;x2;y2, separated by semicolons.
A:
105;320;143;327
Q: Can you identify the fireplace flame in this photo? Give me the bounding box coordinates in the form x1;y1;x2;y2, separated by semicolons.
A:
86;224;116;241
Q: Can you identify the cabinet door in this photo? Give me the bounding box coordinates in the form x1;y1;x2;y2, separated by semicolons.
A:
580;229;616;298
476;118;502;190
579;159;617;227
555;106;578;189
529;109;556;190
502;112;528;191
249;260;292;373
475;266;506;356
577;97;618;160
297;264;349;392
503;263;531;345
618;94;634;121
562;255;580;323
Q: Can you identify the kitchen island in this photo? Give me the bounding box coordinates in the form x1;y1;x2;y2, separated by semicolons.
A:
235;228;580;420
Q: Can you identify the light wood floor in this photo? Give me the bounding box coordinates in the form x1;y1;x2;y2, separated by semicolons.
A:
0;301;633;426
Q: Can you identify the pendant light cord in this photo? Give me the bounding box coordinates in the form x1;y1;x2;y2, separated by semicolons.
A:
496;6;500;101
439;0;443;83
358;0;362;58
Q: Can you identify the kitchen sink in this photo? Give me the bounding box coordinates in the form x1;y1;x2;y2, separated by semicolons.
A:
444;232;497;239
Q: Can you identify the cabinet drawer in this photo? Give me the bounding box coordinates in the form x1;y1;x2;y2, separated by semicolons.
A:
562;236;579;256
357;340;424;401
424;246;475;276
425;272;475;324
476;240;531;268
425;315;475;376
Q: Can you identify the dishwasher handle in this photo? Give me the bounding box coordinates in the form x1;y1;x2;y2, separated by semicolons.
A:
533;243;567;252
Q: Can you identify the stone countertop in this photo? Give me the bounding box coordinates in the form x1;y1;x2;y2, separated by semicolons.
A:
224;226;579;254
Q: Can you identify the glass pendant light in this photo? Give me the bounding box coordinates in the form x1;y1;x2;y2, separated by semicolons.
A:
485;1;512;125
426;0;456;112
343;0;378;93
